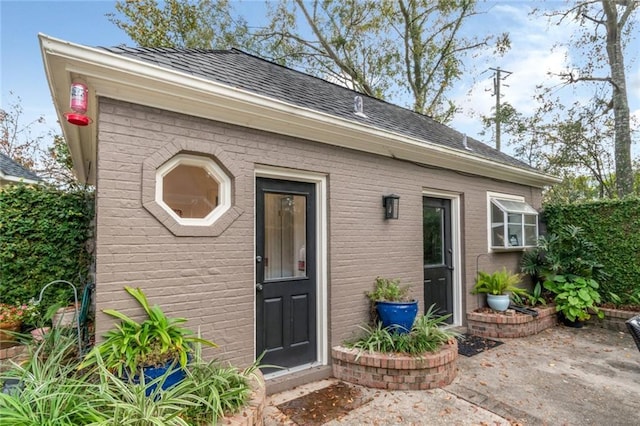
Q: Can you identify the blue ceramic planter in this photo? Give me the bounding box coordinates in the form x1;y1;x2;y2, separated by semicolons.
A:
376;301;418;334
487;294;510;312
131;361;187;396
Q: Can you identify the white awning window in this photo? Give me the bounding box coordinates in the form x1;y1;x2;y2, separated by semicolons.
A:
490;197;538;249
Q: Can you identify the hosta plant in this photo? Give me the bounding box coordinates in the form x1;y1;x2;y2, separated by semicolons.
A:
544;274;605;322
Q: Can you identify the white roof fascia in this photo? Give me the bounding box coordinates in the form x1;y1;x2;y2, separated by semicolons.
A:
0;170;40;185
39;34;559;188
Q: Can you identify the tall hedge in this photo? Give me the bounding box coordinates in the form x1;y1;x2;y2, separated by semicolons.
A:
0;184;94;312
543;198;640;299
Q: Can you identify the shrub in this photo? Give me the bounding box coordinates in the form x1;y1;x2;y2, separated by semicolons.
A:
543;199;640;301
0;184;93;315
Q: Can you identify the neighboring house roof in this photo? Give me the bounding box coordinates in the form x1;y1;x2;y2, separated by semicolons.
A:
0;152;41;185
39;34;559;187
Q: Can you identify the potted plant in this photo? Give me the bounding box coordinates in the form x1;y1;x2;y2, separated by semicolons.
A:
0;301;38;347
81;286;217;394
471;267;528;312
366;277;418;334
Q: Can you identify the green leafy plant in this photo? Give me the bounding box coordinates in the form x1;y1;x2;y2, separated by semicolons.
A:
366;277;412;302
81;286;217;376
0;328;106;425
606;291;640;310
0;184;93;315
347;304;457;356
526;282;547;306
521;225;606;284
521;225;608;320
544;274;605;322
543;201;638;301
471;267;528;296
1;319;260;425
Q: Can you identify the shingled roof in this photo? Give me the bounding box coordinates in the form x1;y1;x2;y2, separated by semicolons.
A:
99;46;532;171
0;152;40;183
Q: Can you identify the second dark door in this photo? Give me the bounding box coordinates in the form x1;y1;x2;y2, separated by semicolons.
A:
423;197;454;324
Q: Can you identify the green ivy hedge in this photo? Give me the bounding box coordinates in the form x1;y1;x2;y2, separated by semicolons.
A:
0;184;94;315
543;198;640;300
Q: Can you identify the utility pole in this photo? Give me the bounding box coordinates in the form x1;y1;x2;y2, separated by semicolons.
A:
489;67;512;151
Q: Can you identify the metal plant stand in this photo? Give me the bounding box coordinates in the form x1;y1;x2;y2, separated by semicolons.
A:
36;280;82;356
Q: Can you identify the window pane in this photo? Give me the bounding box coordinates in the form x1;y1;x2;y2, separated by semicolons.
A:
507;224;523;247
423;206;443;265
525;214;537;225
264;193;306;280
163;165;219;218
524;225;538;246
491;203;505;247
507;213;522;225
492;198;538;214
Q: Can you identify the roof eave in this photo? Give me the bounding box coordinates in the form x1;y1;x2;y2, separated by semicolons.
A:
39;34;559;188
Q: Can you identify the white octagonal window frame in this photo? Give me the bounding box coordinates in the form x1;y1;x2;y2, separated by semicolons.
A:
155;153;231;226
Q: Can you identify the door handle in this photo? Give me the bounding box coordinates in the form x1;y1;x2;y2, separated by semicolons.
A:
256;283;263;292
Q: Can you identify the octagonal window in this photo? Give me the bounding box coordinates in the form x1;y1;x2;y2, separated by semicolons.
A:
156;154;231;226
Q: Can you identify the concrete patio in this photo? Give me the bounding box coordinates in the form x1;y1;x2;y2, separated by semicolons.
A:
265;324;639;425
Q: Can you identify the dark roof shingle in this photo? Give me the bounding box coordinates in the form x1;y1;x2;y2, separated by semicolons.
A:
100;46;532;171
0;153;41;182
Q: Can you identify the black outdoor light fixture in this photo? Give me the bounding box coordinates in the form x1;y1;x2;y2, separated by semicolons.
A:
383;194;400;220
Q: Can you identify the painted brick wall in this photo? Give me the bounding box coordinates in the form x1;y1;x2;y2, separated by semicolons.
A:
95;98;542;366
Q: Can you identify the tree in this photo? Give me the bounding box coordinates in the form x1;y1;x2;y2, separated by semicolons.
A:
0;92;45;170
108;0;255;50
109;0;508;122
1;92;79;188
545;0;638;197
481;99;616;202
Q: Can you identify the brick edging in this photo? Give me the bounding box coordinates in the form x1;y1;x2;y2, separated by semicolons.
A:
466;306;557;338
586;307;639;332
331;342;458;390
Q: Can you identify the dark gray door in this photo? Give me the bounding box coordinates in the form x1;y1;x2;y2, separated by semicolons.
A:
256;178;316;372
423;197;454;324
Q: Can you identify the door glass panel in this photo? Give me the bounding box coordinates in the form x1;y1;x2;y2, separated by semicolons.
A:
423;206;444;266
264;193;306;280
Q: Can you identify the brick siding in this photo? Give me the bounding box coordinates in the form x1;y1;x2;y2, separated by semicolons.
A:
95;98;542;368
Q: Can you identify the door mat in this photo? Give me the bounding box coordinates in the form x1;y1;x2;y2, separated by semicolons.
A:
457;333;503;357
276;381;372;425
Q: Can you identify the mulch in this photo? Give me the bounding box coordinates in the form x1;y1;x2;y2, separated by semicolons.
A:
276;381;372;425
457;333;504;357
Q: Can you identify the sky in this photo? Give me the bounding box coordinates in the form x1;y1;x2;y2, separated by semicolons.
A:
1;0;639;158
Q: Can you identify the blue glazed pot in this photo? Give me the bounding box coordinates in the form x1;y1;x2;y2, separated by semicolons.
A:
132;361;187;397
376;301;418;334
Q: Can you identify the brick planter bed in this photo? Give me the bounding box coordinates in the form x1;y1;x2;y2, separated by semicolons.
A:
466;305;557;338
331;341;458;391
586;307;640;332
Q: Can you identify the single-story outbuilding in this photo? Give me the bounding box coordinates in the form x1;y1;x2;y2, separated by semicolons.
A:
40;34;558;392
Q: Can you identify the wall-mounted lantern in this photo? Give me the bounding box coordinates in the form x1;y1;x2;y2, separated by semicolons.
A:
382;194;400;220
